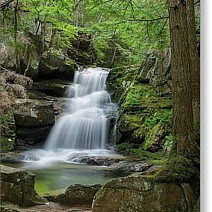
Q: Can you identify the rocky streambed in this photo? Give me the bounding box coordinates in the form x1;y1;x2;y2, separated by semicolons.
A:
1;151;160;212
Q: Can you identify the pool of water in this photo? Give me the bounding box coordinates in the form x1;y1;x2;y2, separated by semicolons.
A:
2;161;118;196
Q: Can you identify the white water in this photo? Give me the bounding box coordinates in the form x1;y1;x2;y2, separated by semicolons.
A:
23;67;119;166
45;67;117;150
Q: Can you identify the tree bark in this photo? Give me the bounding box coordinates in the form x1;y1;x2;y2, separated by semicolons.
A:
168;0;199;158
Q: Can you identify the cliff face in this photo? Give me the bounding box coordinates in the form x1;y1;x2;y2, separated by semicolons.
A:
107;49;173;157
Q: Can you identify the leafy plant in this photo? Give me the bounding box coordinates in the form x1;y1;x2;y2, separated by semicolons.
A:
143;109;172;128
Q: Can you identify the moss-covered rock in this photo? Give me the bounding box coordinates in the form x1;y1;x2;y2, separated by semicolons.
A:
142;123;167;152
107;49;173;157
116;82;172;154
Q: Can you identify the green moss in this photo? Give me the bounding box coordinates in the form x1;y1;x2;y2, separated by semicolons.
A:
1;111;16;152
155;155;199;183
0;136;15;152
122;83;172;112
142;123;161;150
142;109;172;129
124;115;142;129
116;143;135;155
132;149;168;166
163;133;175;153
65;57;77;66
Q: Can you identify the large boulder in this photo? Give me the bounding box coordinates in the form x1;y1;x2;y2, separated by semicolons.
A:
1;165;47;207
38;49;77;80
54;184;102;205
92;175;196;212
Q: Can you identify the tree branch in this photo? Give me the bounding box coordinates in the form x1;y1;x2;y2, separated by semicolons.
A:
124;16;169;22
0;0;15;10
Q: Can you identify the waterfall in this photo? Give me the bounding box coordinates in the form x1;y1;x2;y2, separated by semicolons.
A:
44;67;118;150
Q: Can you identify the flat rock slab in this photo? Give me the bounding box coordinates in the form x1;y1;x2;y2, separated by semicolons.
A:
1;165;47;207
14;99;55;127
1;202;91;212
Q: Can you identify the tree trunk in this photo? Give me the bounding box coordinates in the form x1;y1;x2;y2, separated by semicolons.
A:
186;0;200;144
168;0;199;159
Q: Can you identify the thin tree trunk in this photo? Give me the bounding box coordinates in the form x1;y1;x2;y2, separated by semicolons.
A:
14;0;20;72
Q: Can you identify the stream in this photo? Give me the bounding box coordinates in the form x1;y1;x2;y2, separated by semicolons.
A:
3;67;122;196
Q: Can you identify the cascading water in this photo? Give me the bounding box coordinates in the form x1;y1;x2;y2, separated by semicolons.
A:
45;67;116;150
23;67;119;167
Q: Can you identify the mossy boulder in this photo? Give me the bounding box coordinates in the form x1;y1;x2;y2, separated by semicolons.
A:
92;175;195;212
117;115;145;145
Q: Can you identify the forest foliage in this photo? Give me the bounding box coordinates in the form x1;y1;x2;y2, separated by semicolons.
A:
0;0;170;67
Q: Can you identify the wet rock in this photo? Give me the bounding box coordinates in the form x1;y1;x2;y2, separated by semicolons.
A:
0;151;26;162
54;184;102;205
74;157;120;166
1;165;47;207
104;161;152;177
92;175;195;212
54;194;71;205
